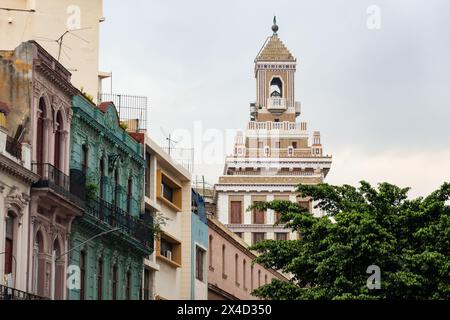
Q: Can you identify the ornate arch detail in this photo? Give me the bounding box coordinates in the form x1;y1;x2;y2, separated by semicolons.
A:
5;187;29;223
34;224;48;254
111;250;119;265
96;244;105;259
38;91;52;119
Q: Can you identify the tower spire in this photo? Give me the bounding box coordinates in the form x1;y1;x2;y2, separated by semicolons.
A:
272;16;278;35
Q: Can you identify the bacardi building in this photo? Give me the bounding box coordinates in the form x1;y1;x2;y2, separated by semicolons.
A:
215;19;332;246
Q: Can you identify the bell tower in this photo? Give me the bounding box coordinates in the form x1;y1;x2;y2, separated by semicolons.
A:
250;17;300;122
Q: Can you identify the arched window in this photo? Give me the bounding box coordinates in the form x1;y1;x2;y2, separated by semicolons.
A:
33;231;45;296
97;258;103;300
258;270;261;287
222;245;226;276
4;212;15;277
114;169;120;206
79;251;86;300
127;176;133;213
54;111;64;170
112;264;118;300
242;260;247;290
82;144;89;173
235;254;239;285
208;235;213;269
125;270;131;300
250;265;254;291
36;98;46;174
269;77;283;98
99;157;105;200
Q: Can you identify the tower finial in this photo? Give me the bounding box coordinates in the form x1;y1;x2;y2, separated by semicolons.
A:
272;16;278;35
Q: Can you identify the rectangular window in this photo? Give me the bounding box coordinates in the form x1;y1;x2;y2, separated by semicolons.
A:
145;153;151;197
157;170;182;211
97;259;103;300
80;252;86;300
196;246;206;282
112;265;118;300
253;202;265;224
143;269;151;300
253;233;266;245
230;201;242;224
258;141;264;148
292;141;298;149
157;232;182;267
275;233;288;241
298;201;310;213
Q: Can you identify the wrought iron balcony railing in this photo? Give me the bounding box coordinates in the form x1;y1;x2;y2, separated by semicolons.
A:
0;285;48;300
32;163;84;208
86;196;153;248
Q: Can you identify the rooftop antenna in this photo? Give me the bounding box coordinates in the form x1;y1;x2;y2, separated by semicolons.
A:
56;27;91;61
160;127;179;156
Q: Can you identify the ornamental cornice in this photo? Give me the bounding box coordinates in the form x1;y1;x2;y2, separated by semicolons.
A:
0;153;40;184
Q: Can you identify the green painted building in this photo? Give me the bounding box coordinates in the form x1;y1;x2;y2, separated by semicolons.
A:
68;95;152;300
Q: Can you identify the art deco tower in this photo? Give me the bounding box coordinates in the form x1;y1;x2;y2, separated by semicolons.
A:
215;18;332;245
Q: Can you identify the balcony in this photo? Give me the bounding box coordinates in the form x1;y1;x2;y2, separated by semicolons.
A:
86;197;153;250
32;163;84;208
267;97;287;112
0;285;48;300
5;136;21;160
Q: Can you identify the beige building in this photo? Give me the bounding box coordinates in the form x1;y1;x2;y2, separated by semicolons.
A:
133;133;193;300
215;19;332;246
0;0;105;100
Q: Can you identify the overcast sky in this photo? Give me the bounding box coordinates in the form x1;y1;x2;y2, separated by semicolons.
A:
99;0;450;197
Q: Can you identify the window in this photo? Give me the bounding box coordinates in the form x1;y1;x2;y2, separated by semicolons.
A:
157;233;182;267
144;153;151;197
143;269;151;300
258;141;264;148
113;169;119;206
243;260;247;290
274;118;280;123
157;170;182;210
251;265;254;291
253;233;266;245
127;177;133;213
270;77;283;97
292;141;298;149
222;245;226;277
195;246;206;282
275;141;280;148
162;181;173;202
125;270;131;300
54;111;63;170
258;270;261;287
79;251;86;300
298;201;310;213
230;201;242;224
235;254;239;286
97;259;103;300
208;236;213;269
112;265;118;300
265;274;268;285
275;211;282;224
99;157;105;200
252;202;265;224
4;212;14;276
234;232;243;239
82;144;89;173
275;233;288;241
36;98;46;173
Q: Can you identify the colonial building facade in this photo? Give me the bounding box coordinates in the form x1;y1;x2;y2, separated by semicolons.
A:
0;102;39;294
67;95;152;300
0;41;84;299
207;215;287;300
215;19;332;246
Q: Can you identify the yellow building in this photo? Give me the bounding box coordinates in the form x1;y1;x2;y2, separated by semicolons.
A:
0;0;104;100
215;18;332;246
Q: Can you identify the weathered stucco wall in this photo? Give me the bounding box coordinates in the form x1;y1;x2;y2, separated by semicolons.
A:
0;43;33;141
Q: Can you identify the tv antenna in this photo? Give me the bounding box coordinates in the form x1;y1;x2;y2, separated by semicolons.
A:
34;27;92;62
160;127;179;156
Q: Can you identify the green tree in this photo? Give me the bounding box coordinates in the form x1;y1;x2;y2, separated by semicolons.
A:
249;181;450;300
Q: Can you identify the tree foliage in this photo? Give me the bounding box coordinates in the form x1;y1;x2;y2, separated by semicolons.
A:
249;181;450;300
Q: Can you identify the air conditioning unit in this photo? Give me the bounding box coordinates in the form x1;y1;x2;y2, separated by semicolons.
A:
163;250;172;260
